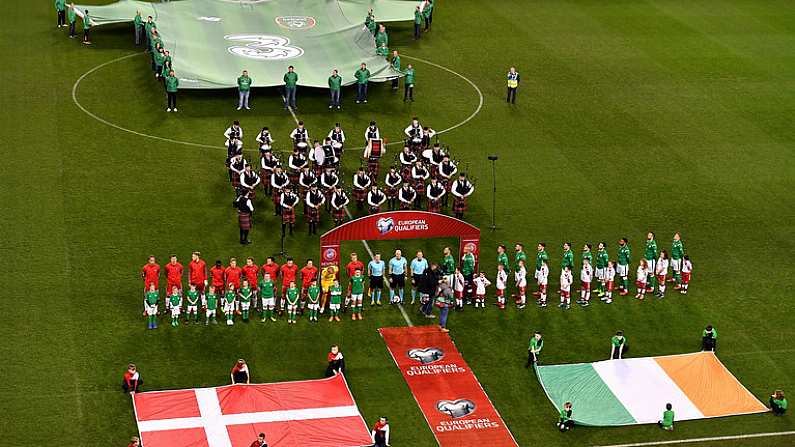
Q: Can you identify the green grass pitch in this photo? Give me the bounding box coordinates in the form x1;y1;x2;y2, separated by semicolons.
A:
2;0;794;446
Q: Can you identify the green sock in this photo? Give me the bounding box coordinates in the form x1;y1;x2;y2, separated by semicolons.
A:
243;310;248;320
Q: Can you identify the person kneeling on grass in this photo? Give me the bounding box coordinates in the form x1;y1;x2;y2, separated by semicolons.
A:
702;324;717;352
122;363;143;394
231;359;250;384
558;402;574;432
770;390;788;415
610;331;628;359
325;345;345;377
658;403;675;431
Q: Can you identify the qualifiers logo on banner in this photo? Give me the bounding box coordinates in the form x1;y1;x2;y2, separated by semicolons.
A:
381;327;518;446
376;217;430;235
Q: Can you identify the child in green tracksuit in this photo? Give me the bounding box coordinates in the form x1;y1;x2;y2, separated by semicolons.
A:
144;284;159;329
307;281;321;322
168;286;182;327
658;403;674;430
185;284;201;324
286;282;300;324
328;281;342;322
239;280;253;322
205;286;218;325
259;274;277;322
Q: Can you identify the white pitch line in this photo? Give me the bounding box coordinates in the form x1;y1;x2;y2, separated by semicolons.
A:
285;98;413;328
592;430;795;447
71;52;218;149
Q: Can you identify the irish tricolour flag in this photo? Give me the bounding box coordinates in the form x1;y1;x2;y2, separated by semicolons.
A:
132;374;373;447
537;352;768;426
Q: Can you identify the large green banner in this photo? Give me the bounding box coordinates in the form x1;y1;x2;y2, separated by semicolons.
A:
74;0;417;89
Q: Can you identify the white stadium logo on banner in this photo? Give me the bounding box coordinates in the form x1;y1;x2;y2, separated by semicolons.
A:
275;16;317;30
224;34;304;61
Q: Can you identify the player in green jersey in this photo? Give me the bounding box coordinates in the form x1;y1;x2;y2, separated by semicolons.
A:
442;247;456;286
328;281;342;322
644;232;658;293
350;270;365;320
496;245;510;272
259;273;277;322
238;279;253;322
143;284;159;329
526;331;544;367
617;238;631;295
594;242;609;297
224;283;236;326
285;281;300;324
581;244;593;269
514;243;527;272
658;403;675;431
610;331;628;359
205;285;218;325
168;286;182;327
307;280;321;322
561;242;574;271
185;284;201;324
532;243;548;297
670;233;685;288
461;247;476;303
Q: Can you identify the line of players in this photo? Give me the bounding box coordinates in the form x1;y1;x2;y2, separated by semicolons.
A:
140;253;379;329
225;117;475;237
497;232;693;310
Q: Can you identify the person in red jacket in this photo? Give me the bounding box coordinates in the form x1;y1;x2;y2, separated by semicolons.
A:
249;433;268;447
210;260;225;294
141;255;160;293
300;259;318;312
121;363;143;394
164;254;184;295
279;258;299;312
188;251;207;296
231;358;250;384
243;257;260;312
225;258;243;314
261;257;280;290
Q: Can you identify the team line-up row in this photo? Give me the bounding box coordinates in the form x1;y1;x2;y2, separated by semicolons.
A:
138;232;692;328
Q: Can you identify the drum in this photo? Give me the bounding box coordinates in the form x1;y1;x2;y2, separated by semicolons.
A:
332;141;343;151
259;143;272;152
421;148;433;160
296;141;308;150
364;139;383;159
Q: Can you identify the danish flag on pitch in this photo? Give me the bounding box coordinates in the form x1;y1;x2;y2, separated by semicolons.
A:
132;374;373;447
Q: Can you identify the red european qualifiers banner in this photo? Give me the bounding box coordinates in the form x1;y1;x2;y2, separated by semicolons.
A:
379;326;518;446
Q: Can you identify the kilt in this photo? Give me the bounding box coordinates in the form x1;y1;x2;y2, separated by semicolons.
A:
333;207;346;222
282;207;296;224
238;212;252;230
427;199;441;213
230;171;241;189
306;206;320;223
386;186;399;198
367;158;380;176
259;169;272;189
353;188;367;202
272;189;283;206
453;197;468;213
401;166;412;182
400;201;413;210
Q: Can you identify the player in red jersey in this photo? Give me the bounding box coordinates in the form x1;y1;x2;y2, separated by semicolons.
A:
210;260;225;296
164;255;184;295
299;259;318;313
141;255;161;293
225;258;243;313
279;257;299;312
242;257;260;313
188;251;207;297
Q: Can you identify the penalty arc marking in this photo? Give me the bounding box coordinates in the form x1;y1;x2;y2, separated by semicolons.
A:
71;52;483;151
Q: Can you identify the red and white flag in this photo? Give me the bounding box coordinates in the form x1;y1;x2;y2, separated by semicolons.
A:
132;374;373;447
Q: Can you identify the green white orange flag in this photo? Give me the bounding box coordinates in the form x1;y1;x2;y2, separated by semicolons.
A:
536;352;768;426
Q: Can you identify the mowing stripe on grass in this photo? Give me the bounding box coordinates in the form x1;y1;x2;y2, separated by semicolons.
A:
592;430;795;447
